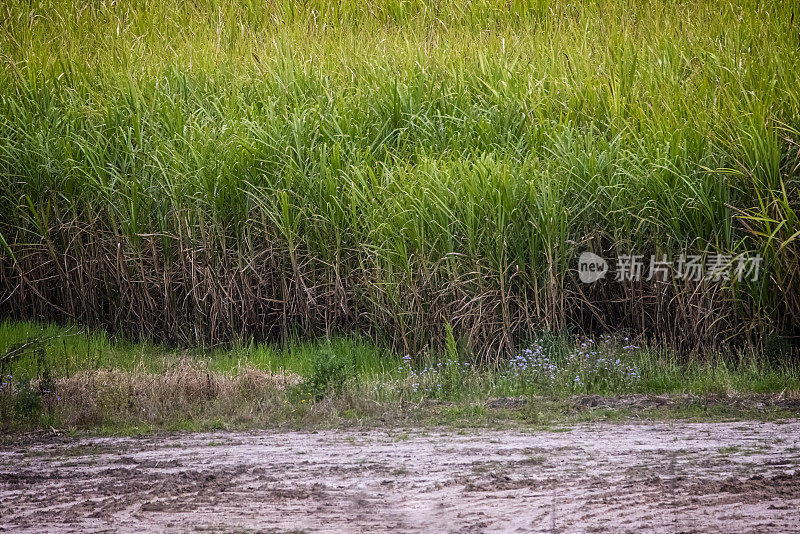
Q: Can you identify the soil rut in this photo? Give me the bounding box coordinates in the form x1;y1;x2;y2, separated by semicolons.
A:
1;421;800;533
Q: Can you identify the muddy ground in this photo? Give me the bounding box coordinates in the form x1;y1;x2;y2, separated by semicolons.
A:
1;421;799;533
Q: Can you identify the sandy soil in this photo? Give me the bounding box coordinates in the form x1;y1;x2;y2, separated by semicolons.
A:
1;421;799;533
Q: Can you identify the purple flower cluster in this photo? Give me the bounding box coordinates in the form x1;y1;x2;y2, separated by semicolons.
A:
509;342;561;383
509;337;641;390
406;358;471;394
394;354;474;396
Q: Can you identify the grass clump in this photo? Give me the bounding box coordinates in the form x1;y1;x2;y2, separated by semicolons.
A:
300;349;355;401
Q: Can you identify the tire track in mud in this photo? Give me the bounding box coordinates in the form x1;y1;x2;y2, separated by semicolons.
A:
1;421;800;533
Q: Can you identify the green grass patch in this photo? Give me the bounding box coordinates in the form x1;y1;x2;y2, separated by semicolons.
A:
2;320;799;433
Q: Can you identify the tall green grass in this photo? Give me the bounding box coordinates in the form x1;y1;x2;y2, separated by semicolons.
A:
0;0;798;356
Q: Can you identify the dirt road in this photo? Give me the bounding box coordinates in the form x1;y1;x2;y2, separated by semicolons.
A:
1;421;799;533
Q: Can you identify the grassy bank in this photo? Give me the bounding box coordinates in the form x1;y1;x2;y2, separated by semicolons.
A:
2;320;798;433
0;0;798;355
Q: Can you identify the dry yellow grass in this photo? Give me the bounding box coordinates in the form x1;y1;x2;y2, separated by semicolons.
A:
32;361;303;427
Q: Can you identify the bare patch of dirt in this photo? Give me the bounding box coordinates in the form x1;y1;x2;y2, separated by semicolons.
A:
567;392;800;411
691;472;800;501
2;421;800;532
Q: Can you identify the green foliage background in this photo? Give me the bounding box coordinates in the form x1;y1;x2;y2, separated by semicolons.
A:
0;0;798;357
